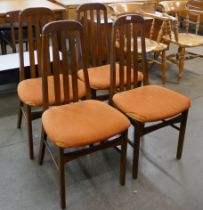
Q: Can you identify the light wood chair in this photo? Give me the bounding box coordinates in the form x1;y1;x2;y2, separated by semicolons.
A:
38;20;130;209
17;8;55;159
159;0;203;81
109;14;191;179
77;3;143;99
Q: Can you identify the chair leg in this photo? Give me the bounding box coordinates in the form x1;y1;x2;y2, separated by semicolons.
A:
26;105;34;159
120;130;128;185
38;127;47;165
91;89;97;99
58;148;66;209
17;101;23;129
161;50;167;84
176;110;189;159
132;122;144;179
178;47;185;81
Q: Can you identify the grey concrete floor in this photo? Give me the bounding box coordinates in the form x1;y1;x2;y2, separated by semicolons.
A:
0;48;203;210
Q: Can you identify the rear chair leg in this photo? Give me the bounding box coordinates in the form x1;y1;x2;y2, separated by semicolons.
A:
26;105;34;159
120;130;128;185
132;122;144;179
38;127;47;165
17;101;23;129
176;110;188;159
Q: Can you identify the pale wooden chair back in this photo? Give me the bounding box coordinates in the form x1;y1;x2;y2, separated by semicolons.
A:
159;0;201;40
18;7;55;80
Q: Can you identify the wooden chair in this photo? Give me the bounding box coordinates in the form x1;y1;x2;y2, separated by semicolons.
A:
109;14;191;179
38;20;130;209
76;3;143;99
159;0;203;81
17;8;56;159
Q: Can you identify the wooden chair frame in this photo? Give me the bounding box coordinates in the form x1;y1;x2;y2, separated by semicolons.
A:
159;0;203;81
17;8;55;159
110;14;189;179
77;3;111;99
38;20;128;209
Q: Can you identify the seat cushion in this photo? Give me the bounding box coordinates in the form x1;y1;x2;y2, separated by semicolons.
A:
113;85;191;122
18;75;86;106
163;33;203;47
42;100;130;148
78;64;143;90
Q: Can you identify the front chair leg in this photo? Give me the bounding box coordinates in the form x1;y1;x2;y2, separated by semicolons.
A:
26;105;34;159
132;121;144;179
58;148;66;209
38;127;47;165
177;47;185;82
120;130;128;185
161;50;167;84
176;110;189;159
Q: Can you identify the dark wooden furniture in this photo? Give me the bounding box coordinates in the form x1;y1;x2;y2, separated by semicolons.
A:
17;8;55;159
109;14;191;179
38;20;130;209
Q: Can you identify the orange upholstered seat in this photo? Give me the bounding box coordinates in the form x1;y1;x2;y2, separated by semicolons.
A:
18;75;86;107
113;85;191;122
42;100;130;148
78;64;143;90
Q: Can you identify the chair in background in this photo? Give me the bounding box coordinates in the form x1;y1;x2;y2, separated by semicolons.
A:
109;14;191;179
0;11;28;54
159;0;203;81
77;3;143;99
109;2;169;83
17;8;55;159
38;20;130;209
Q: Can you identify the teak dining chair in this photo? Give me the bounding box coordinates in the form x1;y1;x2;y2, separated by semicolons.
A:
109;14;191;179
17;8;55;159
159;0;203;81
38;20;130;209
77;3;143;100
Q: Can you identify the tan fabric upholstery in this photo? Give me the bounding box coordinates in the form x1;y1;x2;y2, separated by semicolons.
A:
17;75;86;106
113;85;191;122
78;64;143;90
42;100;130;148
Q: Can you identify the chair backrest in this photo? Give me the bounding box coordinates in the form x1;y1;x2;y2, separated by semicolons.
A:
4;11;19;53
159;0;201;37
18;7;55;80
77;3;109;67
159;1;188;13
41;20;91;110
109;14;148;99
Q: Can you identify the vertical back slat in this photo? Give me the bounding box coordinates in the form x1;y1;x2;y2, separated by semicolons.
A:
69;34;79;102
132;23;138;88
119;25;125;91
60;31;70;104
27;17;36;78
52;33;61;105
126;23;132;89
